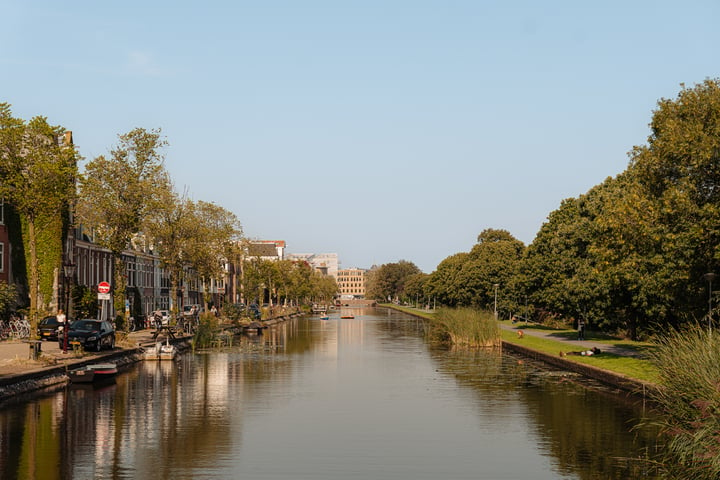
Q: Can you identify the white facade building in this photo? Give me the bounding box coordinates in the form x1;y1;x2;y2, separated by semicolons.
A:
286;253;339;277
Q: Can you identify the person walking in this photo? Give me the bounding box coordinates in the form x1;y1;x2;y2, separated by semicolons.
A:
577;318;586;341
57;309;67;353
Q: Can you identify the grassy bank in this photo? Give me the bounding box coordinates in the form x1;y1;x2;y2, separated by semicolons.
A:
383;304;659;384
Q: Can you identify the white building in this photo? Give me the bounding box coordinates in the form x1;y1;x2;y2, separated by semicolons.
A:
286;252;339;277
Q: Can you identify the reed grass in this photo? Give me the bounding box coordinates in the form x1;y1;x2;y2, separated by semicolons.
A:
193;313;220;349
642;323;720;479
433;307;500;347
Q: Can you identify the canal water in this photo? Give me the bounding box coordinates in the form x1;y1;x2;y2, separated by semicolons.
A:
0;308;661;479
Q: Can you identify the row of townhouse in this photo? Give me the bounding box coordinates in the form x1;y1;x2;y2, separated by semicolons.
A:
1;197;225;320
72;226;227;320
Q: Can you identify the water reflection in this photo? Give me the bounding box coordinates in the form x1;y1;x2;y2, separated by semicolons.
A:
0;309;661;479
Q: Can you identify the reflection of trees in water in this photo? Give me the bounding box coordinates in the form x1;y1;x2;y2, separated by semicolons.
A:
426;342;662;479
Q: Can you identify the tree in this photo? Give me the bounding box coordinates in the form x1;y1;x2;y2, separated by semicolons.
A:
424;252;469;307
627;79;720;325
521;188;605;326
0;104;79;318
77;128;170;324
404;272;429;305
145;189;194;312
365;260;421;302
185;200;242;308
426;229;525;313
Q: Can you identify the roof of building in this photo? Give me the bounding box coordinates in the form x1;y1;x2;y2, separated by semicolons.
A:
247;243;279;257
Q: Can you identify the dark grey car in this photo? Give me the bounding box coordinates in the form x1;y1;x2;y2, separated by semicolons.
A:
59;319;115;352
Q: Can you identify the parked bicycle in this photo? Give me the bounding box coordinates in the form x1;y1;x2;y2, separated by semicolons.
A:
8;314;30;339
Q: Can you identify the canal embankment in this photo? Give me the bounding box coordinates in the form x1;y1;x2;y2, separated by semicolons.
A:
384;304;659;397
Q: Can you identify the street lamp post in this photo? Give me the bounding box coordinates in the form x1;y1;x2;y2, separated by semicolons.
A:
703;272;716;335
494;284;499;320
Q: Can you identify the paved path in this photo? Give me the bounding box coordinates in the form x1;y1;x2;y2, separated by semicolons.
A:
499;322;646;358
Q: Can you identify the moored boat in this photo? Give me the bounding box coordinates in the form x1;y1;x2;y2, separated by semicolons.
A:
143;340;178;361
68;363;118;383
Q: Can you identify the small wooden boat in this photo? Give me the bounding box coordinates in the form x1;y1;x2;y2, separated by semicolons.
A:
320;315;330;320
69;363;118;383
340;315;355;319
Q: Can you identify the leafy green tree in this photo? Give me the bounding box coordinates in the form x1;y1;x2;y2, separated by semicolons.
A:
314;273;338;303
0;104;79;318
287;260;316;304
626;79;720;325
186;200;242;308
365;260;421;302
521;187;604;326
145;189;193;313
426;229;524;314
424;253;469;307
77;128;170;324
404;272;429;305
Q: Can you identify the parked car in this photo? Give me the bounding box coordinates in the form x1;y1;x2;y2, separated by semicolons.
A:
59;319;115;352
37;315;62;341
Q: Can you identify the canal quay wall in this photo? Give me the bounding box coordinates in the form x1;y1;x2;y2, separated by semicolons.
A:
0;334;193;404
500;341;656;398
385;305;658;398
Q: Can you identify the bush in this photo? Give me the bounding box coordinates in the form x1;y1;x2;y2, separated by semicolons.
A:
0;281;18;319
193;312;219;349
223;303;245;322
645;323;720;479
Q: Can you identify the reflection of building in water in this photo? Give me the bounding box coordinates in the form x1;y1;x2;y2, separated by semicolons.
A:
338;317;365;348
205;355;232;408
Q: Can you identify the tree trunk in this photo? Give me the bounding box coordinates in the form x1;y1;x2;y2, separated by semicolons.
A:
113;254;126;329
27;218;39;322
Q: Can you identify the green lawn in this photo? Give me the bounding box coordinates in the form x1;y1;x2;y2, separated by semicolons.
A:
499;329;659;383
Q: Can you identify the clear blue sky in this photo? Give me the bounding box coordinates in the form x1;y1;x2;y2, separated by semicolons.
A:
2;1;719;272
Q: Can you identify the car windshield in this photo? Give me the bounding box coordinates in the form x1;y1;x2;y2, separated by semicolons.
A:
73;320;100;331
42;317;58;325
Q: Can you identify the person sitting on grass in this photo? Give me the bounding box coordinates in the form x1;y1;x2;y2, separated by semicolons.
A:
560;347;601;357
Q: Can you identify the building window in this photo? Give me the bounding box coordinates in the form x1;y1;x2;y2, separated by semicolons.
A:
0;243;4;273
0;198;4;225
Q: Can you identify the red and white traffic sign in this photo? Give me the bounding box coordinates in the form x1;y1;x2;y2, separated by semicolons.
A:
98;281;111;294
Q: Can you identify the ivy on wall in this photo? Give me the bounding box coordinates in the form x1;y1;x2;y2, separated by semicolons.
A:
19;211;64;316
5;205;27;309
